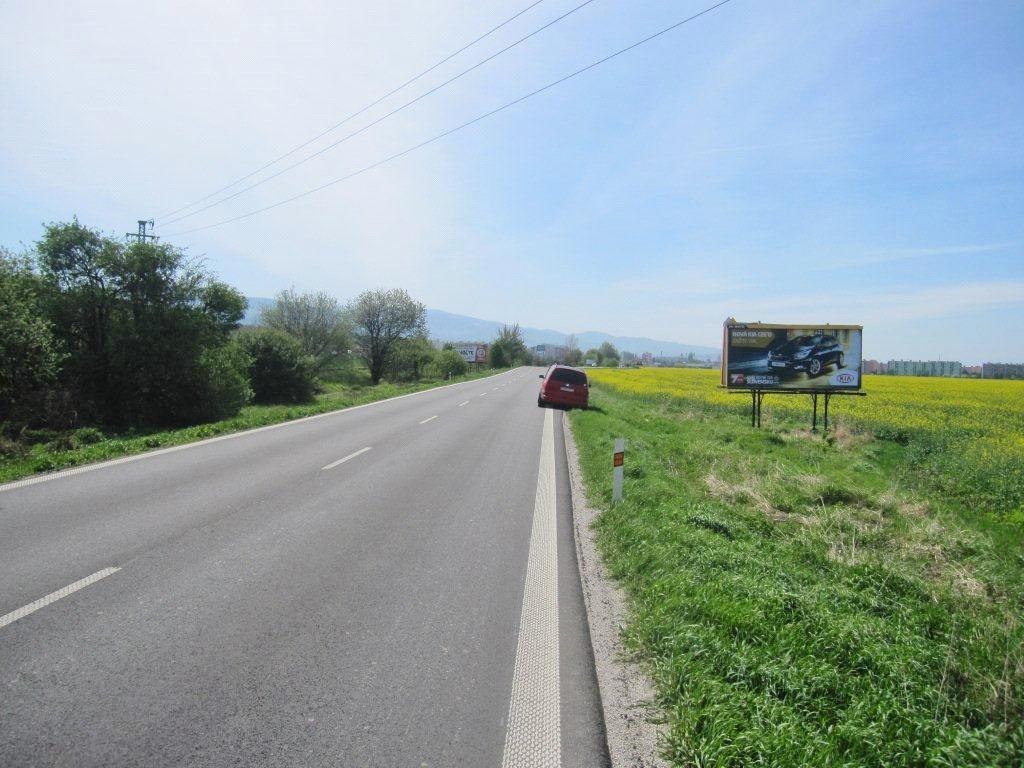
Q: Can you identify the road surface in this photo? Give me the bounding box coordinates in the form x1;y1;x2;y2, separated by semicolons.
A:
0;368;610;767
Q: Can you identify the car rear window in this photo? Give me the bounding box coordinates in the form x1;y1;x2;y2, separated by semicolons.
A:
551;368;587;385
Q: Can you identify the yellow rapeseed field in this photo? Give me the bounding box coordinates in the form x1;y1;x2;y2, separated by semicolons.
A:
587;367;1024;520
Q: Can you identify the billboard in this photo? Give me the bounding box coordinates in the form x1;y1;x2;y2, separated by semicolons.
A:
722;321;862;390
453;344;488;364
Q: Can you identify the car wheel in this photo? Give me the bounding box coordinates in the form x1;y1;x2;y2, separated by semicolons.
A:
809;358;822;376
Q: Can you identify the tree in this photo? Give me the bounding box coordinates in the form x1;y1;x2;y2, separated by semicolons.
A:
260;288;350;373
385;335;436;382
427;348;468;379
598;341;620;363
191;342;252;422
237;327;318;403
35;221;248;427
564;334;583;366
621;350;636;366
583;348;602;365
0;250;65;424
489;324;529;369
347;288;427;384
35;219;120;418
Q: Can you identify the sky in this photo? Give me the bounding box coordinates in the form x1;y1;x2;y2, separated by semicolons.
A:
2;0;1022;363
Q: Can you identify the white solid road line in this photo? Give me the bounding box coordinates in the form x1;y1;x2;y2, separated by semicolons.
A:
502;407;560;767
321;446;372;471
0;368;524;495
419;415;438;424
0;568;120;630
458;401;470;407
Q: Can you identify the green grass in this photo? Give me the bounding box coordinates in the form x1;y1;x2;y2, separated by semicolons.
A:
0;368;501;485
570;384;1024;767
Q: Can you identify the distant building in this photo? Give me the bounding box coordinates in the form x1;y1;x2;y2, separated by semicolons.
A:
962;365;983;378
885;360;962;377
641;351;654;365
982;362;1024;379
863;359;886;374
532;344;569;363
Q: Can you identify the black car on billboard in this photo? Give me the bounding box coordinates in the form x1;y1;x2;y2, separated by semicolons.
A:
766;334;845;377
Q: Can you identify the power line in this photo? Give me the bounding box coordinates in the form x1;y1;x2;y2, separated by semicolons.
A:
159;0;599;227
155;0;549;221
164;0;733;239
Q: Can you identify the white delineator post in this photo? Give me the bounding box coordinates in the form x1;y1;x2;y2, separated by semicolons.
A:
612;438;624;503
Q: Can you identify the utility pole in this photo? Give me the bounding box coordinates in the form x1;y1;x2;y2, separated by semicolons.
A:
126;219;158;245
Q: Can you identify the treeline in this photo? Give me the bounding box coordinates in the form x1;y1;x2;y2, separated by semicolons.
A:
2;220;251;430
0;219;533;449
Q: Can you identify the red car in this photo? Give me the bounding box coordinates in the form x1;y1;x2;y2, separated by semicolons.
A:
537;365;589;409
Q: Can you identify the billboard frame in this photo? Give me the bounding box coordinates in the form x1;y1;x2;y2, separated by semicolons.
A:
722;321;864;392
727;387;866;432
721;319;866;432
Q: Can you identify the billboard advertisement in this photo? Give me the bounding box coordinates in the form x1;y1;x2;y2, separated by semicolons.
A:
722;321;862;390
453;344;488;364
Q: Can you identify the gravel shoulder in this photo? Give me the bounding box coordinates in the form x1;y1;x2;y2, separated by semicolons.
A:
562;412;668;768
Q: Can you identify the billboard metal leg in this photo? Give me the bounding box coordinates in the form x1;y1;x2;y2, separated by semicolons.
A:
751;391;756;427
757;391;763;428
812;393;818;432
824;393;831;433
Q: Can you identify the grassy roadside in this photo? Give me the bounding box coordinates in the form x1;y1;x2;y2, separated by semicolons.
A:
569;380;1024;766
0;368;502;485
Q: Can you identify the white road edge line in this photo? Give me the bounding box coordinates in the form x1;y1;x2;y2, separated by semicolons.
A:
0;368;522;494
0;567;120;630
418;415;438;424
321;446;372;471
502;407;560;767
458;401;470;407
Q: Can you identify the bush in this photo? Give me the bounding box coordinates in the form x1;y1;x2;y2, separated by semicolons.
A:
74;426;104;444
236;327;318;404
187;343;253;422
426;348;468;379
385;336;436;382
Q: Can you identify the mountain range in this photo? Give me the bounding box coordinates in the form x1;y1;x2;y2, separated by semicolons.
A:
242;298;718;359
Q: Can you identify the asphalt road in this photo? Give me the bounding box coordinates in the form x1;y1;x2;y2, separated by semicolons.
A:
0;368;610;767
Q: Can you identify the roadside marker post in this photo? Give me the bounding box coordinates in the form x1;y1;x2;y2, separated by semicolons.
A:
612;438;624;504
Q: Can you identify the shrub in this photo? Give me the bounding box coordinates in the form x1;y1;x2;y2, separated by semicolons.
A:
236;327;318;404
74;426;104;444
187;343;253;422
385;336;436;382
426;348;468;379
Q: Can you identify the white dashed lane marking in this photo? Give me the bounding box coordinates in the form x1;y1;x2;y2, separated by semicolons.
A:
502;407;560;767
458;401;470;407
0;568;120;630
0;370;511;495
419;415;438;424
321;446;372;471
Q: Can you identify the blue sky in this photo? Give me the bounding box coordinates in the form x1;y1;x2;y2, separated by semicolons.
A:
2;0;1022;363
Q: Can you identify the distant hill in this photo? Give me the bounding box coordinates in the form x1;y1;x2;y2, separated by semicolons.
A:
242;299;717;360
